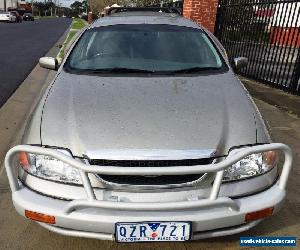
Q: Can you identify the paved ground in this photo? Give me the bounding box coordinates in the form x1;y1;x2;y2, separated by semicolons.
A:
0;18;71;107
241;77;300;118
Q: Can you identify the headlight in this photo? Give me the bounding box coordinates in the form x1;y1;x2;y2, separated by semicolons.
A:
19;150;82;184
223;150;278;182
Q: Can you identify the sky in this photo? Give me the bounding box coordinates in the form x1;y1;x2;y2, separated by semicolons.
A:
59;0;79;7
28;0;82;7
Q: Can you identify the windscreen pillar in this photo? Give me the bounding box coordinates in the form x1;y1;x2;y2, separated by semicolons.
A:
183;0;218;33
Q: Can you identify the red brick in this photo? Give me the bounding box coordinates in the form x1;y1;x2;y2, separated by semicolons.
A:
183;0;218;33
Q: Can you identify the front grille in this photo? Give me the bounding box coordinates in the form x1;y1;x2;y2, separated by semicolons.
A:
90;158;212;167
90;158;214;186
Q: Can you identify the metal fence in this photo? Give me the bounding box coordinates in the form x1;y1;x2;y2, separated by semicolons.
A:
215;0;300;95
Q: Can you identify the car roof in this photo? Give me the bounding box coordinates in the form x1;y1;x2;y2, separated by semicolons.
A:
89;12;202;30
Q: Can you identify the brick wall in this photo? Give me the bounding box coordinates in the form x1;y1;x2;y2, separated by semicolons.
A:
183;0;218;33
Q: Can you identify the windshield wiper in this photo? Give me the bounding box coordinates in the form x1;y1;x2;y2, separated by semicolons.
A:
166;67;221;74
86;67;155;74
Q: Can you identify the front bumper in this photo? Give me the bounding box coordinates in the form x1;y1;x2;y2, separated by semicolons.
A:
5;143;293;240
13;180;284;240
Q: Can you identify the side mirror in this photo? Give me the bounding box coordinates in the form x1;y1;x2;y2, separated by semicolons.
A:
39;57;59;71
233;57;248;72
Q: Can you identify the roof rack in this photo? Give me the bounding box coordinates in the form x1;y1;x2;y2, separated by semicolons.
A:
107;7;182;16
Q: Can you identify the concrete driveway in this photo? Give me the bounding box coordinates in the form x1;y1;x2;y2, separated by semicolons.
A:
0;76;299;249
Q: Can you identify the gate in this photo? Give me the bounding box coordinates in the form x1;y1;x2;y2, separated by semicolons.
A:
215;0;300;95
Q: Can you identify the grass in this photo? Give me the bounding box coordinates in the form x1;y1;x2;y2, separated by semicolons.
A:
64;31;77;46
72;18;87;30
57;18;87;62
57;31;76;62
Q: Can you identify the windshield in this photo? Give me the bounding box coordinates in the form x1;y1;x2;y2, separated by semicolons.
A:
65;24;226;74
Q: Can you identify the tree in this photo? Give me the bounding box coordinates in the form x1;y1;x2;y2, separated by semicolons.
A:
133;0;161;7
71;1;83;15
33;2;45;16
88;0;161;14
82;0;89;13
88;0;114;14
45;2;55;16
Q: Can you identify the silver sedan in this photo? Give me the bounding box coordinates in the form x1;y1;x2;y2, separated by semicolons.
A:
5;8;293;243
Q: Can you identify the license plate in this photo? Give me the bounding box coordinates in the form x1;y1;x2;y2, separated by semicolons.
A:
115;221;191;242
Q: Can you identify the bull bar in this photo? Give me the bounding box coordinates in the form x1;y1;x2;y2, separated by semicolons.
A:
5;143;293;215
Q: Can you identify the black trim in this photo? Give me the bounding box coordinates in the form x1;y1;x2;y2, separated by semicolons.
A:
228;142;271;153
90;158;214;167
54;58;59;71
107;7;181;16
92;158;213;186
63;68;229;78
28;144;75;158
